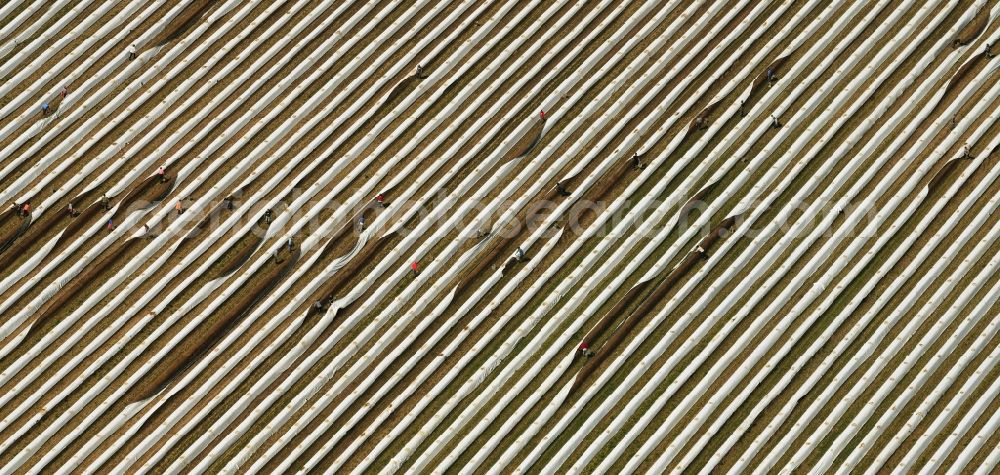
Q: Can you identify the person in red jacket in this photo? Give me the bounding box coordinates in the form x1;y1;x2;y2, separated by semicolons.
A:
410;261;419;276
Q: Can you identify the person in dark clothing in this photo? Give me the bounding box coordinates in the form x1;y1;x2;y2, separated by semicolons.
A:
556;182;571;197
632;153;643;170
771;114;782;129
41;103;50;116
515;247;527;262
101;194;110;212
225;196;235;210
265;209;273;224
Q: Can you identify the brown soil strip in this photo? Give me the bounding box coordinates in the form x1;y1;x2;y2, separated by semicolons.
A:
0;236;147;461
945;52;990;97
7;237;137;352
503;118;545;163
150;0;220;47
571;215;738;394
926;157;971;192
953;3;990;46
131;245;299;403
76;244;301;472
109;174;176;223
0;207;30;255
213;215;270;278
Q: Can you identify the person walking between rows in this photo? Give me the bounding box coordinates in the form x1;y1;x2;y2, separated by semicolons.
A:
410;261;419;276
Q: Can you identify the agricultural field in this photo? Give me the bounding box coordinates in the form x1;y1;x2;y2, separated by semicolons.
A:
1;0;999;472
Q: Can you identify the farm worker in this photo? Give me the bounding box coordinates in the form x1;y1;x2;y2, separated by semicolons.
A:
555;181;570;197
632;153;643;170
287;237;294;251
963;145;973;159
697;246;708;259
107;219;114;231
264;209;273;224
127;44;137;60
771;114;781;129
358;215;365;231
539;110;546;120
416;64;425;77
375;193;386;208
766;68;777;84
515;247;526;262
410;261;419;276
41;103;49;116
224;195;234;210
578;343;593;357
101;194;110;211
157;166;167;182
60;86;68;99
20;202;31;216
987;43;995;59
175;201;183;215
67;202;77;216
314;300;325;313
739;100;746;117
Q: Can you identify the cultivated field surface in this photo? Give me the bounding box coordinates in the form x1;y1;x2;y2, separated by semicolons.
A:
1;0;999;472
